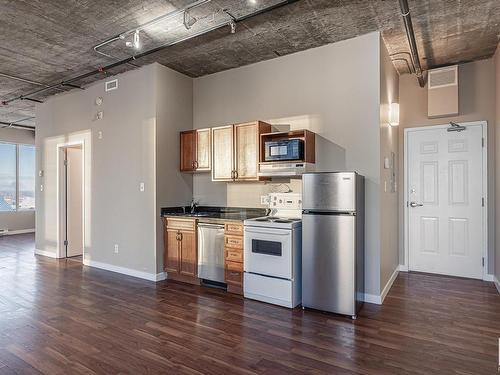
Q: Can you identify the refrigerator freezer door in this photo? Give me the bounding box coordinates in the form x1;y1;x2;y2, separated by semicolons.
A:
302;213;356;315
302;172;356;212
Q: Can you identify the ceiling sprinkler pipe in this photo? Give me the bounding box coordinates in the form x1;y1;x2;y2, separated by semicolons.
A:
399;0;425;87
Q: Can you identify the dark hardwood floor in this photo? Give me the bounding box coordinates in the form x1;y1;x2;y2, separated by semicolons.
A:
0;233;499;374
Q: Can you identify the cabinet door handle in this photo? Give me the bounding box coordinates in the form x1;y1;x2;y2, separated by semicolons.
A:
234;170;238;179
230;170;234;179
178;232;183;241
193;160;199;169
229;271;240;276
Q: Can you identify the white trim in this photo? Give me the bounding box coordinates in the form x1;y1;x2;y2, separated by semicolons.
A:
380;267;399;304
57;141;85;259
398;264;409;272
1;228;35;236
35;248;62;258
363;293;382;305
483;274;495;282
494;276;500;294
403;121;488;280
83;259;165;282
363;267;399;305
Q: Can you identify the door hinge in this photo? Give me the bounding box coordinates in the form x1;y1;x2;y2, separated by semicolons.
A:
481;138;484;147
64;159;68;166
64;240;68;246
482;197;485;207
482;257;484;267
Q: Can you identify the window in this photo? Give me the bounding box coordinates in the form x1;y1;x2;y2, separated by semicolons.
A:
19;145;36;210
0;142;36;212
0;143;17;211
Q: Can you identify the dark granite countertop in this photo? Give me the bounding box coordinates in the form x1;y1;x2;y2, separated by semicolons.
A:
161;206;267;223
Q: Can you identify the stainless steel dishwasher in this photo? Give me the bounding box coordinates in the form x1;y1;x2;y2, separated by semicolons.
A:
197;223;225;284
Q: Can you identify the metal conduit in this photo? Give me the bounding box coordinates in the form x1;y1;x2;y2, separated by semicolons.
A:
399;0;425;87
1;0;299;107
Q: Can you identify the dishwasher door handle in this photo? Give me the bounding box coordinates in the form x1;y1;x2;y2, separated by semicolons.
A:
198;223;224;229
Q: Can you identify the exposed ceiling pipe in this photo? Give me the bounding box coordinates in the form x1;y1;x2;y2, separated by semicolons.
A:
0;72;48;87
399;0;425;87
0;117;36;131
1;0;299;107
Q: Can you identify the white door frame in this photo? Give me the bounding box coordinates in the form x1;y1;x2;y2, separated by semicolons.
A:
57;140;85;259
403;120;488;280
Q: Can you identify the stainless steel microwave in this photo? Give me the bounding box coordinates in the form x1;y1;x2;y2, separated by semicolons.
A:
264;139;304;162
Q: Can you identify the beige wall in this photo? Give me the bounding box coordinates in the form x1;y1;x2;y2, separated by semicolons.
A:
193;32;387;296
36;64;191;277
379;37;400;290
495;45;500;283
398;59;496;274
154;64;193;273
0;127;35;232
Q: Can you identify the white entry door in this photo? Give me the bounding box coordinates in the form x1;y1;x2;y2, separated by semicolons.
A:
406;123;485;279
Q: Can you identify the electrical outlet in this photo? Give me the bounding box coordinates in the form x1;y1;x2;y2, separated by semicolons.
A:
140;182;145;192
98;131;103;139
114;244;119;254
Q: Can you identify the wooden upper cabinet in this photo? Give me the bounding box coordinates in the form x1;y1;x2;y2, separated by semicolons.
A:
180;130;196;172
180;129;211;172
196;128;211;171
212;125;234;181
212;121;271;182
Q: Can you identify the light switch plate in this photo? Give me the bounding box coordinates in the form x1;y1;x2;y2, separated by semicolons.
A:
140;182;145;192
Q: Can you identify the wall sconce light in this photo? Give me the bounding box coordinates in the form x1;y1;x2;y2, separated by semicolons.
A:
389;102;399;126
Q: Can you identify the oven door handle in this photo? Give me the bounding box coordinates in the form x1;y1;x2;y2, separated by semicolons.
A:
244;227;290;236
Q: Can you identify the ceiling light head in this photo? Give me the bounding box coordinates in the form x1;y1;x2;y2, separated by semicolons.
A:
229;20;236;34
183;10;197;30
133;30;140;49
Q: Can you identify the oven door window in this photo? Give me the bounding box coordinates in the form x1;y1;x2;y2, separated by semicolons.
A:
252;239;282;256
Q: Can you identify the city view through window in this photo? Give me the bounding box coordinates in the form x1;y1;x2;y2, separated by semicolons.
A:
0;143;35;211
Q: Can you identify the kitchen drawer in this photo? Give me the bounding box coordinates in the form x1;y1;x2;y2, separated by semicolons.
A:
225;262;243;285
166;218;196;231
224;222;243;236
225;235;243;249
225;248;243;263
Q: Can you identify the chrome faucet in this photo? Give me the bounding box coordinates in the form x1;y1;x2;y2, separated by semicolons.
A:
190;199;198;214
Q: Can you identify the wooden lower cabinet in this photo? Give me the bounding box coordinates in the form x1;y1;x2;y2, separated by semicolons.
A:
224;222;244;294
164;218;199;285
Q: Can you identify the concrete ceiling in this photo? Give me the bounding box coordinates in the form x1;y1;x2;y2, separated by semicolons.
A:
0;0;499;127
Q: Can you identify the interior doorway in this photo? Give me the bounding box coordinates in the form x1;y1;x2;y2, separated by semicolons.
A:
58;144;84;260
404;121;487;280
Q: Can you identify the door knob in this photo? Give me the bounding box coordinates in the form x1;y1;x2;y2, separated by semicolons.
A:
409;202;423;208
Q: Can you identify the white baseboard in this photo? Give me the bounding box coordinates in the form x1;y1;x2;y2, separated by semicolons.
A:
364;266;400;305
83;259;164;282
35;248;61;258
483;274;494;282
2;228;35;236
363;293;382;304
380;267;399;304
398;264;409;272
494;276;500;294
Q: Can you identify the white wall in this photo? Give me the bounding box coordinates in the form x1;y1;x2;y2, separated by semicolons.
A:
398;59;496;274
193;32;387;295
494;45;500;284
36;64;191;277
379;37;400;290
0;127;35;232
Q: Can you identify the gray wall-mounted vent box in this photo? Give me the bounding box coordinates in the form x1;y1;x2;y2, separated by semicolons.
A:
105;79;118;92
427;65;458;118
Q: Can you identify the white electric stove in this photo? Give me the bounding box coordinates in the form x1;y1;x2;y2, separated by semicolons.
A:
243;193;302;308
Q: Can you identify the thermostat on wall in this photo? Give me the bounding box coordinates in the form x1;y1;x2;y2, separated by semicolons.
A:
105;79;118;92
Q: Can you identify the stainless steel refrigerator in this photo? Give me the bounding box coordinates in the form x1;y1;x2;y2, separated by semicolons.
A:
302;172;365;318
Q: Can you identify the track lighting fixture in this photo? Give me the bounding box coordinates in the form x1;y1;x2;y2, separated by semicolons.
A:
125;30;141;49
229;20;236;34
183;10;197;29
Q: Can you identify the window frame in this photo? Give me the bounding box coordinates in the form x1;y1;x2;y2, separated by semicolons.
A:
0;141;36;213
